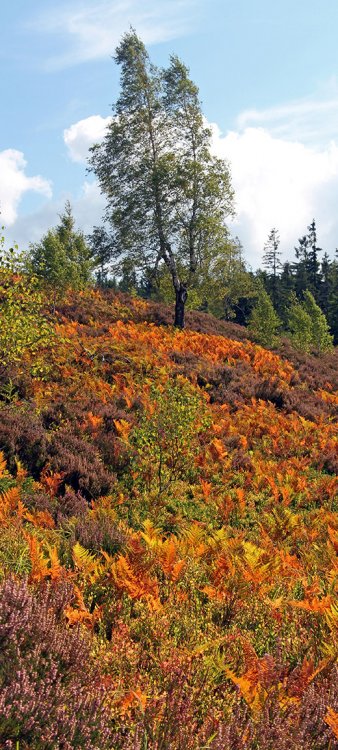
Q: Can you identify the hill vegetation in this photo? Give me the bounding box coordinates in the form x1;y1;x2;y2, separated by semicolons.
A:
0;270;337;748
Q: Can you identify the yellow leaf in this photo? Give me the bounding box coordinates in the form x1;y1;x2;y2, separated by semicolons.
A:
113;419;131;442
225;667;267;715
120;689;147;715
72;542;101;579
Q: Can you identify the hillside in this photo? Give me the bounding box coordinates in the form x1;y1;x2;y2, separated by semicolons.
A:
0;288;338;749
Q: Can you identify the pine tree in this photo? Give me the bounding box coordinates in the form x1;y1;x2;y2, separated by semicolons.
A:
88;30;234;328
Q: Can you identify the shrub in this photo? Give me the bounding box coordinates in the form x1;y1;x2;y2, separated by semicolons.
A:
72;510;127;555
0;406;47;477
49;430;114;499
0;239;53;376
130;379;210;496
0;577;112;749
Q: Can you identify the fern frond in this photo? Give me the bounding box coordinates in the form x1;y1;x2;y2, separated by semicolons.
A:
0;451;7;478
324;707;338;739
72;542;101;580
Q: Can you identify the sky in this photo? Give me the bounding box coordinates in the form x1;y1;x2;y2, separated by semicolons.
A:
2;0;338;268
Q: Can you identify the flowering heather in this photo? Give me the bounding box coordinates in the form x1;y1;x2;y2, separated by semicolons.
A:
0;577;112;749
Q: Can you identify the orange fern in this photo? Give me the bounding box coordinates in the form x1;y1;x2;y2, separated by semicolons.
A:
324;707;338;739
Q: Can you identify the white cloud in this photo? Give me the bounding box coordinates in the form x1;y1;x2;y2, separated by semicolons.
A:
32;0;200;69
0;149;52;226
64;115;111;162
237;84;338;146
209;124;338;266
73;180;106;229
5;181;105;251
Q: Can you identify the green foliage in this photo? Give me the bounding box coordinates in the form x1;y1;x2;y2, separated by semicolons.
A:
302;290;334;352
248;286;281;347
180;233;256;320
0;233;54;374
28;202;94;301
0;526;31;577
87;226;114;286
286;291;333;352
130;379;210;497
286;296;313;352
89;31;234;327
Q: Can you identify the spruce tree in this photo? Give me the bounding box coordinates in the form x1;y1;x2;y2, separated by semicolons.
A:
302;290;333;352
327;250;338;343
293;220;322;299
262;228;282;308
294;234;309;297
28;202;94;305
286;296;313;352
248;285;281;347
307;219;322;295
278;262;295;323
318;252;332;317
286;291;333;352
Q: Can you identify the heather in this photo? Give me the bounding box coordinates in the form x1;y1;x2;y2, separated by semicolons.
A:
0;286;337;748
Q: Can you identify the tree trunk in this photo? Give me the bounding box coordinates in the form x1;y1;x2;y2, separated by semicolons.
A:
174;282;188;328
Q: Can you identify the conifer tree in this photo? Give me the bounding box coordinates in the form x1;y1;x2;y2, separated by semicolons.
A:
307;219;322;295
28;202;94;306
286;295;313;352
262;228;282;307
278;262;295;322
248;285;281;347
293;220;322;299
327;250;338;343
318;252;332;317
302;290;333;352
294;234;309;297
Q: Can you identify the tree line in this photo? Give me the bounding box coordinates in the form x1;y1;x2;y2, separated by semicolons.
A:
10;198;332;353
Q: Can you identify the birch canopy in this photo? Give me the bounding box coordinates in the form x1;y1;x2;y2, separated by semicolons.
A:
89;30;234;327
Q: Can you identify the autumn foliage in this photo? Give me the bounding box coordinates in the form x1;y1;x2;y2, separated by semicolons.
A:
0;286;337;748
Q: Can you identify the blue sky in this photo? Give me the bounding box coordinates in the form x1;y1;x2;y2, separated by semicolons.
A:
2;0;338;266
